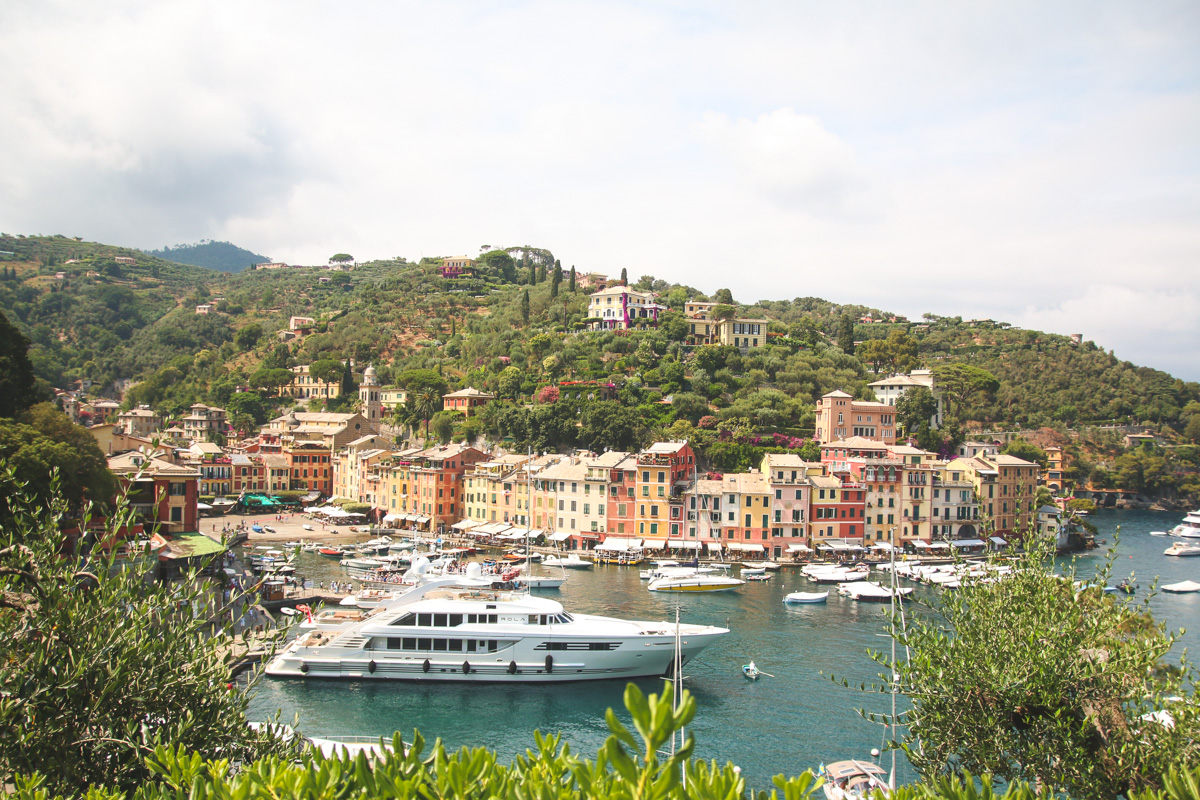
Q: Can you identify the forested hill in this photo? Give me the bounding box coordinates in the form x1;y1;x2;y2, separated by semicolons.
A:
0;235;1196;457
145;240;268;273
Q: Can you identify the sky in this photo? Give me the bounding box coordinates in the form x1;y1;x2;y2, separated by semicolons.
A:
2;1;1199;380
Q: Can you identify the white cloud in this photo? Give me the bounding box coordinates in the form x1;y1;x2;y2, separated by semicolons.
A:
697;109;874;216
1;0;1199;380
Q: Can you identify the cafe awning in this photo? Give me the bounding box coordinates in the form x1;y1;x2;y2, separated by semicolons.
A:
548;531;572;542
951;539;986;548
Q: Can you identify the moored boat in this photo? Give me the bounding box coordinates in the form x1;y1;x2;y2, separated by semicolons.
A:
1170;510;1200;538
837;582;913;602
267;575;728;682
541;553;592;569
783;591;828;604
1165;541;1200;557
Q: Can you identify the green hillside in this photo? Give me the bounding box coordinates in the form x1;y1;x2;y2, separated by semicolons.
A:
145;240;269;273
1;235;1197;485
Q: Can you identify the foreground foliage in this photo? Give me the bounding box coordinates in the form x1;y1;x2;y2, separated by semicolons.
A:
8;682;1200;800
880;535;1200;798
0;469;298;792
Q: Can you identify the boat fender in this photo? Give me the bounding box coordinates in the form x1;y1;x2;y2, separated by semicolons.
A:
300;663;309;674
462;661;471;674
545;655;554;673
368;660;376;674
508;660;517;675
422;659;431;673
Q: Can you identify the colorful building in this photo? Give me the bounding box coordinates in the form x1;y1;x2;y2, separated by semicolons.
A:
443;387;494;416
813;390;896;444
587;285;663;331
107;452;200;534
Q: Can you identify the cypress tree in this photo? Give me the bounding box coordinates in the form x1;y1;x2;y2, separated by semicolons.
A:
620;267;627;286
521;289;530;324
569;266;576;293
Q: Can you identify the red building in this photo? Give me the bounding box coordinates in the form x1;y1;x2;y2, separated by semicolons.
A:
107;452;200;534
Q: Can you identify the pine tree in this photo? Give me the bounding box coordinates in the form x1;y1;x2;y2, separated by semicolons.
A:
837;313;855;355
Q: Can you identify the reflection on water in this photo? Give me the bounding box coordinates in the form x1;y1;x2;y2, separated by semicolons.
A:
247;509;1197;788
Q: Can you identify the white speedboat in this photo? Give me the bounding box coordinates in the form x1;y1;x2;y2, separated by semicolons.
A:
1171;510;1200;538
640;560;681;580
838;582;913;602
808;566;870;584
742;561;781;571
267;575;728;682
1165;541;1200;557
541;553;592;569
647;568;744;593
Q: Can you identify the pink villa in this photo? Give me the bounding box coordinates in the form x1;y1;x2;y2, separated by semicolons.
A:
443;387;494;416
440;256;474;279
813;390;896;445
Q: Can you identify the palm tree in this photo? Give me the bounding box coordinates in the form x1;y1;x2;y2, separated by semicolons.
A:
406;388;441;443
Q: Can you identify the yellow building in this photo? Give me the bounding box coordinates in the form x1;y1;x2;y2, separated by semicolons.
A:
683;301;770;352
945;453;1039;537
280;364;343;401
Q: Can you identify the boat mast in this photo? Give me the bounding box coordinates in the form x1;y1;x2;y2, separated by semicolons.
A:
673;604;687;787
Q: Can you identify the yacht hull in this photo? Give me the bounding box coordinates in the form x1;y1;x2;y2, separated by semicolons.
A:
266;629;722;682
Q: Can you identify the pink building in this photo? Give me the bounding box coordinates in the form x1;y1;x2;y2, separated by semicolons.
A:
813;390;896;444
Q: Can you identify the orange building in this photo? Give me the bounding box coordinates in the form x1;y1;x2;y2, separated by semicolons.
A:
634;441;696;548
443;387;494;416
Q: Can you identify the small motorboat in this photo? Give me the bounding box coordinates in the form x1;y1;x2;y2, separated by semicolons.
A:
251;524;263;533
784;591;829;604
317;547;344;558
740;566;767;575
820;759;891;800
1162;580;1200;594
1150;530;1169;536
1115;579;1137;594
302;524;315;531
1164;541;1200;557
279;607;299;617
263;525;277;534
745;573;772;581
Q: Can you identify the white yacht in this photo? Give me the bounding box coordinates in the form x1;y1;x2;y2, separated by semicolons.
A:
268;575;727;682
1170;510;1200;538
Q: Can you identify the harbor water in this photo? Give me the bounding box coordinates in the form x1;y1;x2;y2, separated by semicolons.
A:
246;509;1200;788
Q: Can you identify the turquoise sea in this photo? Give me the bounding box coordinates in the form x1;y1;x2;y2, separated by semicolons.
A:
246;509;1200;788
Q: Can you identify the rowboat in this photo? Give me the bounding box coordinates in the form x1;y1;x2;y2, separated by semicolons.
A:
784;591;828;604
